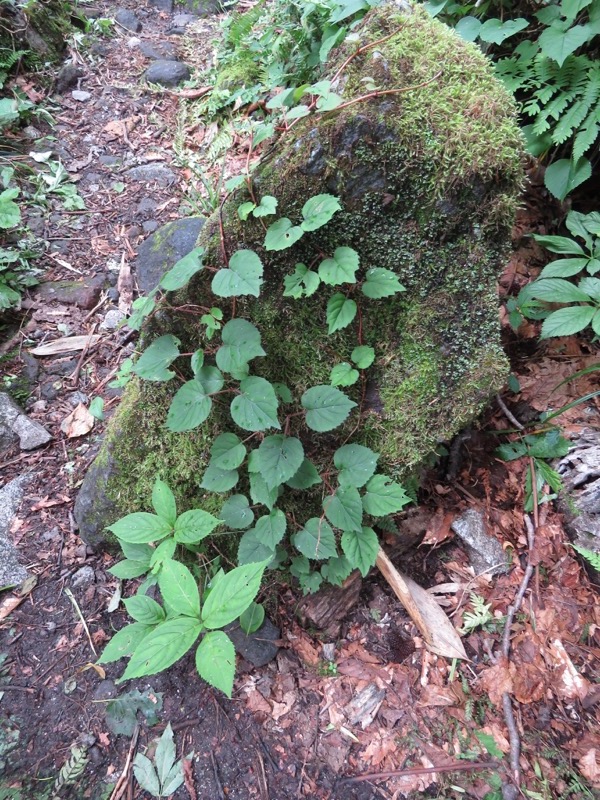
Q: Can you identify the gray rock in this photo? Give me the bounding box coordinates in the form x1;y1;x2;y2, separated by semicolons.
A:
126;164;177;187
106;287;120;303
20;353;39;383
99;155;121;167
74;449;120;551
0;393;51;451
55;63;83;93
115;9;142;32
93;679;117;701
0;476;29;588
136;197;158;218
142;220;159;234
138;41;178;61
172;13;197;26
71;565;95;588
45;358;77;377
148;0;173;9
451;509;508;575
72;90;91;102
34;275;104;310
144;60;190;87
100;309;126;330
22;126;42;139
135;217;204;293
67;391;89;407
40;381;61;402
225;618;280;667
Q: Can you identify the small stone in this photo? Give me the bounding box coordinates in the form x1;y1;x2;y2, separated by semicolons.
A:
71;565;95;588
148;0;173;9
136;197;158;218
67;391;89;407
451;509;508;575
45;359;78;377
115;9;142;33
142;220;158;234
40;382;60;402
106;288;119;304
55;63;83;93
225;618;280;667
20;353;39;383
99;155;121;167
90;41;108;57
100;309;126;330
93;679;117;701
127;37;141;48
72;90;91;102
144;60;190;88
31;400;47;413
34;276;104;310
135;217;204;293
12;414;52;451
138;41;178;61
126;164;177;187
172;13;197;26
0;476;29;588
22;126;42;139
179;0;222;16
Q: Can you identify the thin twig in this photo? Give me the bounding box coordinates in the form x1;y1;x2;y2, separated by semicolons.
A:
64;587;97;656
328;71;443;114
211;751;225;799
496;394;524;431
68;323;98;386
109;725;139;800
337;760;499;785
331;26;405;84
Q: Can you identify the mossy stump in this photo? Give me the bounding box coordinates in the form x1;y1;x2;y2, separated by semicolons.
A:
76;2;524;552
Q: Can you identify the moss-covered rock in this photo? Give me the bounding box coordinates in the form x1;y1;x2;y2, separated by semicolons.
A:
77;2;524;550
0;0;70;66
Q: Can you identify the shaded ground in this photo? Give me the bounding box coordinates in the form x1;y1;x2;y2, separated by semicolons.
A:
0;2;598;799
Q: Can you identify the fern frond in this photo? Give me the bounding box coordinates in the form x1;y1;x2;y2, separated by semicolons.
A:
207;127;233;162
573;544;600;571
226;0;266;49
572;119;599;161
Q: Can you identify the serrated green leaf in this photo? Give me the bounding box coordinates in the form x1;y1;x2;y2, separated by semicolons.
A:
238;529;275;565
273;382;293;403
334;443;379;487
528;278;592;303
257;435;304;489
253;195;277;217
330;362;359;386
239;602;265;634
496;441;527;461
98;622;151;663
191;351;204;375
293;517;337;560
249;471;279;510
199;464;239;493
89;396;104;421
211;249;264;297
133;753;160;796
160;247;204;291
302;385;356;432
220;495;254;530
539;22;591;66
474;729;505;759
124;595;166;625
109;559;151;579
321;555;354;586
351;345;375;369
361;268;405;299
231;376;280;431
540;305;596;337
133;335;180;381
253;509;286;548
216;319;265;376
362;475;411;516
210;432;246;470
341;526;379;576
149;538;176;568
120;541;153;561
109;513;173;544
324;485;363;532
579;276;600;301
174;509;222;544
301;194;341;232
158;559;200;618
166;380;212;432
283;263;320;298
152;479;177;526
318;247;359;286
121;617;202;680
196;631;236;697
286;458;322;489
264;218;304;251
154;723;179;789
327;293;357;333
195;365;224;395
201;560;268;629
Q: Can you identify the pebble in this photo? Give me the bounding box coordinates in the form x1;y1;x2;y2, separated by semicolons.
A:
67;391;89;407
142;220;159;234
106;287;120;303
144;60;191;88
100;309;126;330
127;163;177;186
115;9;142;33
72;90;91;102
71;565;95;588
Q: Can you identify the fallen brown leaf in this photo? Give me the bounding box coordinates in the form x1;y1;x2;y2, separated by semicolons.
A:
61;403;94;438
30;335;101;356
578;749;600;787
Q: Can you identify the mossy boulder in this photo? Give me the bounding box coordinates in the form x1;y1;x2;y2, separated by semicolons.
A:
0;0;70;66
76;2;524;551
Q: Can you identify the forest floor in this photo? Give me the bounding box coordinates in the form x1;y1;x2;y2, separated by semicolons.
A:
0;1;598;799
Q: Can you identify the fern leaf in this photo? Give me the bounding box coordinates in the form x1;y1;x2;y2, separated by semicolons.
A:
552;98;590;144
573;544;600;571
572;120;600;160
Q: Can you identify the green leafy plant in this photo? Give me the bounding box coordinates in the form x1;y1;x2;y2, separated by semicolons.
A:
0;168;41;310
573;544;600;570
51;743;89;800
460;593;504;635
133;724;190;798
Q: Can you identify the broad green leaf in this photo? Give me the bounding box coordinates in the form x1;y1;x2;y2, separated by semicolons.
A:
239;602;265;634
273;382;293;403
302;385;356;432
540;305;596;338
211;249;264;297
120;541;153;561
109;513;172;544
527;278;592;303
154;723;179;790
455;15;482;41
220;495;254;530
121;617;202;680
286;458;322;489
330;362;359;386
544;157;591;201
124;595;166;625
362;475;411;516
210;432;246;470
132;754;160;796
301;194;341;232
149;538;176;568
238;529;275;565
125;295;154;330
321;555;354;586
238;201;256;221
216;319;265;376
539;258;589;278
351;345;375;369
361;268;405;299
133;335;180;381
196;631;236;697
231;376;280;431
285;104;311;120
315;92;343;111
592;309;600;336
252;121;275;146
479;17;528;44
324;485;363;532
283;263;320;299
174;509;222;544
264;218;304;251
496;442;527;461
160;247;204;291
532;234;586;256
195;365;224;395
293;517;337;560
253;509;286;549
327;293;357;333
539;22;591;66
201;560;269;629
98;622;151;663
341;526;379;576
579;276;600;301
89;396;104;420
166;380;212;432
318;247;359;286
334;443;379;487
199;464;239;493
249;471;279;509
152;479;177;526
109;559;151;579
257;435;304;489
253;195;277;217
158;559;200;618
